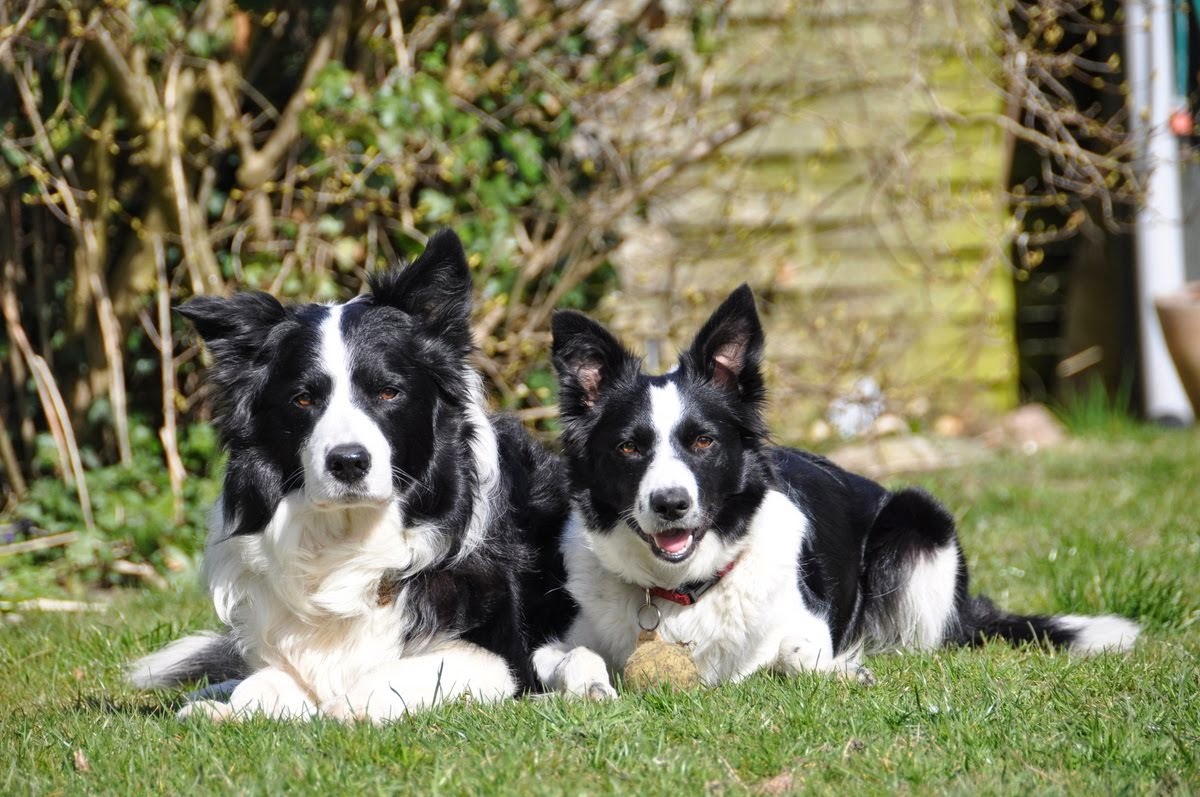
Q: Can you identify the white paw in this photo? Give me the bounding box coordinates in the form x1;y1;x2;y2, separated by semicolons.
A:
320;696;373;724
327;685;418;724
775;637;872;684
226;668;319;721
555;647;617;700
323;651;517;724
177;699;234;722
843;665;876;687
585;681;618;701
321;702;351;722
775;638;831;675
326;682;487;723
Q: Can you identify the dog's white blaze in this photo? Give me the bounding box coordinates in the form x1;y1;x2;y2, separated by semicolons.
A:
636;383;701;527
1053;614;1141;655
303;304;393;504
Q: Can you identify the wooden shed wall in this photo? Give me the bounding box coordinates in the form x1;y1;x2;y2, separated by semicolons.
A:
603;1;1016;439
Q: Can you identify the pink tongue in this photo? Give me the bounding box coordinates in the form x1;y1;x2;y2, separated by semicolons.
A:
654;530;693;554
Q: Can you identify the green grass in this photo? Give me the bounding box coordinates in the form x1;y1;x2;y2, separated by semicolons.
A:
2;430;1199;795
1051;376;1141;439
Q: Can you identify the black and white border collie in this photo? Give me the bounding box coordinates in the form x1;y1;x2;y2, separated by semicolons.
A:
130;231;571;722
534;285;1140;697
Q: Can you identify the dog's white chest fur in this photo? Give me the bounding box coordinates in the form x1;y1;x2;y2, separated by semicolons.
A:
562;489;827;685
205;495;442;702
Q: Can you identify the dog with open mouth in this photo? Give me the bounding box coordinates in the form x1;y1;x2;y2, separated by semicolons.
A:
534;285;1141;697
128;231;572;722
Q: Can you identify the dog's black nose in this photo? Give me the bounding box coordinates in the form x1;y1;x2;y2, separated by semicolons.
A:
326;444;371;483
649;487;692;521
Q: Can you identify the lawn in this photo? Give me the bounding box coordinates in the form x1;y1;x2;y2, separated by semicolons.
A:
2;429;1198;795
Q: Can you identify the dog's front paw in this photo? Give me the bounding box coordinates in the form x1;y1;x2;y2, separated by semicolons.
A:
774;637;873;685
320;696;369;724
585;680;618;701
555;647;618;701
845;665;876;687
774;638;830;675
224;667;319;721
177;699;234;722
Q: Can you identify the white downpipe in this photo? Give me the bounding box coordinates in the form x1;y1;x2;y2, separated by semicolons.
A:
1124;0;1194;422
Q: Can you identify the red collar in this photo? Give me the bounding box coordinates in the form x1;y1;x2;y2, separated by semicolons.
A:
647;556;740;607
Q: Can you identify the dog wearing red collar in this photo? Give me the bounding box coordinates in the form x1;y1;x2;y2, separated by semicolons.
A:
533;285;1140;698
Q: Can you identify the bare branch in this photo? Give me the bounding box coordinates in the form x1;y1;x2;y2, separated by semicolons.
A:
237;1;352;187
87;270;132;465
381;0;413;78
1;278;94;531
165;54;224;294
0;0;44;63
0;405;26;498
152;234;186;524
85;23;163;139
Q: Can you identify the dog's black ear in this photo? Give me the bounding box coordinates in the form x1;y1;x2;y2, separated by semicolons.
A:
176;292;286;346
176;293;288;439
684;284;764;396
552;310;635;411
370;229;473;353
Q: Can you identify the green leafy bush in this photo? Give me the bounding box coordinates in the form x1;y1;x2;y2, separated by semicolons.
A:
0;1;762;590
4;423;220;597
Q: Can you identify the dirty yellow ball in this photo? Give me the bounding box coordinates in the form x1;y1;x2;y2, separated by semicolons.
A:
622;638;701;691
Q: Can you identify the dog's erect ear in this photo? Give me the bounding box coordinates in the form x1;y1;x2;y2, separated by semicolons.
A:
370;228;473;352
176;292;286;345
552;310;634;411
684;284;764;394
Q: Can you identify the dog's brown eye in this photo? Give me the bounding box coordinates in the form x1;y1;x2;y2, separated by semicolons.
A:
616;440;638;457
693;435;715;450
293;392;313;408
379;386;400;401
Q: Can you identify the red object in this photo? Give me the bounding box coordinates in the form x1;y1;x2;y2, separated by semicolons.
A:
1170;108;1194;137
648;556;741;606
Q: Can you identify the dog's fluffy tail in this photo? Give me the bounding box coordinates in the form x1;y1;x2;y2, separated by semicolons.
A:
127;631;249;689
959;596;1141;655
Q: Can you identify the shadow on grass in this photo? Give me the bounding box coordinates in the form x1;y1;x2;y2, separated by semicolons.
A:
73;693;184;719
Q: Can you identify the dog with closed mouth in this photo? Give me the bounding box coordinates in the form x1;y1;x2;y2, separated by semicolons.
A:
129;230;572;722
534;285;1141;697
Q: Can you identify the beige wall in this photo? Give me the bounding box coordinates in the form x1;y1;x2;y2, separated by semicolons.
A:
604;1;1016;441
